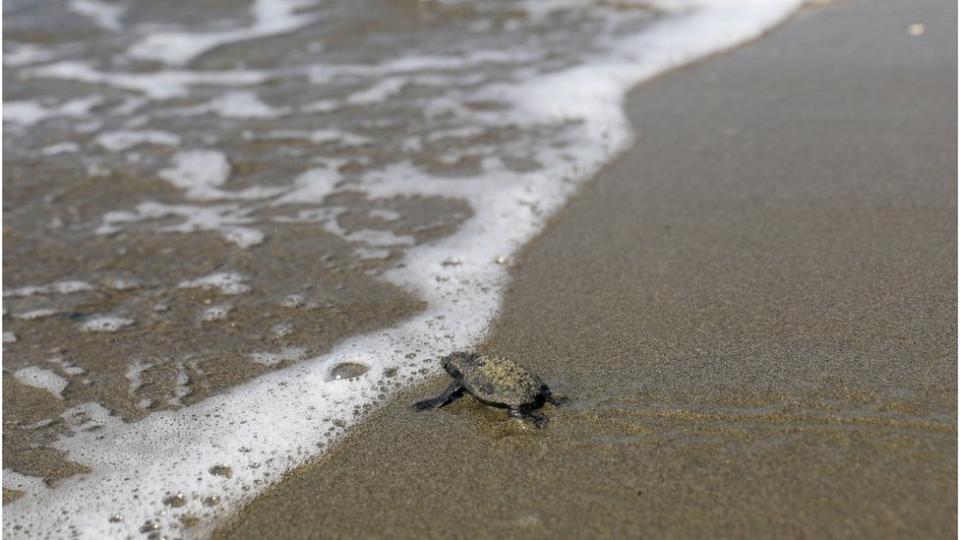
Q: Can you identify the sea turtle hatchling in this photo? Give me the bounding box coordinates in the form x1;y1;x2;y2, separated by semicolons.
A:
413;351;566;427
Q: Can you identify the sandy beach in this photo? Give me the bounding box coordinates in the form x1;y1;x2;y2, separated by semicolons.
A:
218;0;957;537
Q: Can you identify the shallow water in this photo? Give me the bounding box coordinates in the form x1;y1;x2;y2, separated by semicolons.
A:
3;0;800;536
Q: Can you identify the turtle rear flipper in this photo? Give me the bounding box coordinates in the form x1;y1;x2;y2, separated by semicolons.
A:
413;382;465;411
508;405;547;428
540;384;568;407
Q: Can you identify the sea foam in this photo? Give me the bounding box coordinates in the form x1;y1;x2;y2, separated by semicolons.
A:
127;0;318;66
12;367;69;398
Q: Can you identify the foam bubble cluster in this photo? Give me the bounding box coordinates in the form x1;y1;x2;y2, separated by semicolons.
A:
80;316;135;333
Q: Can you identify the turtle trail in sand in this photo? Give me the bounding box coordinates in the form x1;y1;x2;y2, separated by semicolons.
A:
414;351;566;427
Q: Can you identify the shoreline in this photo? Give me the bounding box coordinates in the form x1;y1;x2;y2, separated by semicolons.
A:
220;0;957;536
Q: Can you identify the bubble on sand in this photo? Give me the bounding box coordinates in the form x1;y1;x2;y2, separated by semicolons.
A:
208;465;233;478
16;308;58;320
270;323;294;338
106;277;141;290
201;304;232;322
162;493;186;508
159;150;231;200
80;316;135;332
178;272;251;295
327;362;370;381
280;294;305;308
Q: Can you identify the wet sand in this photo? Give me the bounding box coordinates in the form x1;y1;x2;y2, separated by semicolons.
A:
218;0;957;537
1;223;430;485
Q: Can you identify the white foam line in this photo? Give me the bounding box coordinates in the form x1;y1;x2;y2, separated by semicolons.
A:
41;142;81;155
67;0;126;32
4;43;61;68
4;280;95;298
178;272;251;295
97;202;267;248
3;97;104;126
151;150;288;203
16;309;59;321
3;1;802;537
128;0;318;66
170;91;290;119
26;62;268;100
271;167;341;205
345;77;407;105
95;130;181;151
305;49;546;83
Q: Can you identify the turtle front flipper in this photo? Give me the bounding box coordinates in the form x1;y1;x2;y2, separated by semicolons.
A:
540;384;568;406
508;405;547;428
413;382;465;411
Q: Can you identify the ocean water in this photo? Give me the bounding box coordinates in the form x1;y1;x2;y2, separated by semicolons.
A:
3;0;800;536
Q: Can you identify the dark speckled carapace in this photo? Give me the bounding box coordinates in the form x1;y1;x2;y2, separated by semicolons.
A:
414;351;565;427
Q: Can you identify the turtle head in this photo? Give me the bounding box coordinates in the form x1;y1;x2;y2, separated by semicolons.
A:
440;351;479;379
